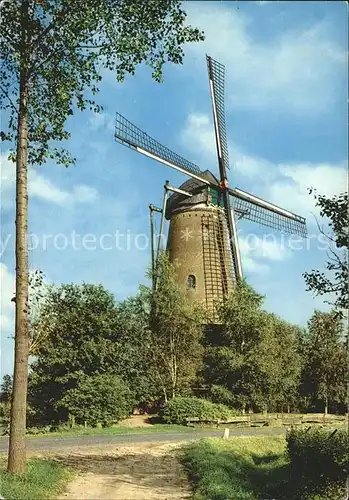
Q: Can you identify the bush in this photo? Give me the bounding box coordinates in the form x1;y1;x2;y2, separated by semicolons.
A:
26;425;52;435
287;427;349;499
58;374;133;427
209;384;235;406
160;396;235;425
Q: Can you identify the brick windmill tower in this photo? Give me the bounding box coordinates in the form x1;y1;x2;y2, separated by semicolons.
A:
115;56;307;320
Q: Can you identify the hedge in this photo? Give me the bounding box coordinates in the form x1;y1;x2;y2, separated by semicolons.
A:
160;396;235;425
286;426;349;499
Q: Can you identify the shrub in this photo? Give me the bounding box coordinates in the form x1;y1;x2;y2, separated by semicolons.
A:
287;427;349;499
160;396;235;425
58;374;133;427
209;384;235;406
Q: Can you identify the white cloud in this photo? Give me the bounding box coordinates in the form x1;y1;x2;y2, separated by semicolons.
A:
184;3;346;114
1;153;98;210
29;175;71;205
181;112;347;224
241;255;269;274
73;185;98;203
268;162;347;221
238;234;291;274
88;111;115;133
181;112;271;179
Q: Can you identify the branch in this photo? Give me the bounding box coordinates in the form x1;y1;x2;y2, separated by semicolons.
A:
327;247;346;269
28;0;74;66
312;212;336;243
0;85;18;113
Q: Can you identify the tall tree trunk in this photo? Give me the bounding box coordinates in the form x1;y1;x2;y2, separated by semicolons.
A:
8;1;30;473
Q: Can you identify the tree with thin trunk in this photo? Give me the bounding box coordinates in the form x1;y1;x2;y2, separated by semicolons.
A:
0;0;204;474
148;253;204;402
301;310;347;414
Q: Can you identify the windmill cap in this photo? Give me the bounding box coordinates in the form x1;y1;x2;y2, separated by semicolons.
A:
165;170;219;219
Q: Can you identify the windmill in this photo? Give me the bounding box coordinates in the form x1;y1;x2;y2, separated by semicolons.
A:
115;55;307;320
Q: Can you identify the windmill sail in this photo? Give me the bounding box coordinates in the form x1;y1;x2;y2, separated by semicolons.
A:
115;113;209;184
206;56;231;172
207;55;242;281
230;187;307;237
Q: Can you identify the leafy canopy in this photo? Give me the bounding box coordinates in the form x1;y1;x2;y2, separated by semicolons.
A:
1;0;204;165
28;283;141;422
301;310;347;413
205;281;303;412
58;373;133;426
148;252;204;401
304;190;348;312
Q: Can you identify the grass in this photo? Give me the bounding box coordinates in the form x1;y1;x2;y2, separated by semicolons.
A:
180;435;348;500
25;423;194;438
180;436;291;500
0;458;72;500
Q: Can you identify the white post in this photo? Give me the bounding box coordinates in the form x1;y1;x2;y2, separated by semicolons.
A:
222;428;229;439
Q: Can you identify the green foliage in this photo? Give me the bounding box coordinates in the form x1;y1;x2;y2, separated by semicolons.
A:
304;190;348;312
205;281;303;413
180;436;287;500
58;373;133;427
209;385;235;407
0;458;71;500
160;396;235;425
0;374;13;403
106;293;159;409
148;253;204;401
28;283;151;422
287;427;349;499
0;402;11;433
301;310;347;413
1;0;204;166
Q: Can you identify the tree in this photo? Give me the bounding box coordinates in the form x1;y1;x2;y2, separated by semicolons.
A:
28;283;157;422
58;373;133;427
105;292;160;410
205;281;303;413
301;310;347;414
303;190;348;312
0;375;13;403
1;0;204;473
148;253;204;402
27;270;47;355
270;317;304;412
29;283;124;423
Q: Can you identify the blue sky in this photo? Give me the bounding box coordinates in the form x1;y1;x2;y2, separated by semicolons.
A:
0;1;347;377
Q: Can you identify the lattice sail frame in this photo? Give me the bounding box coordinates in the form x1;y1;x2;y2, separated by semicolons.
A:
206;55;230;172
230;189;307;238
206;54;243;283
115;113;208;183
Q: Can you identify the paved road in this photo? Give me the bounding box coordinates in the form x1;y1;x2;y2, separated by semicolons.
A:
0;427;286;453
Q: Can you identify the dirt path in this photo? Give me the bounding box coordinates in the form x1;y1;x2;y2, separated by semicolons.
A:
54;441;191;500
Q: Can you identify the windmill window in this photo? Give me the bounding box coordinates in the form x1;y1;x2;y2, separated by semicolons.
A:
187;274;196;290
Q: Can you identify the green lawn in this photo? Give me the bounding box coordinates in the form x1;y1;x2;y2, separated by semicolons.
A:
0;458;72;500
26;423;194;438
180;435;347;500
180;436;291;500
